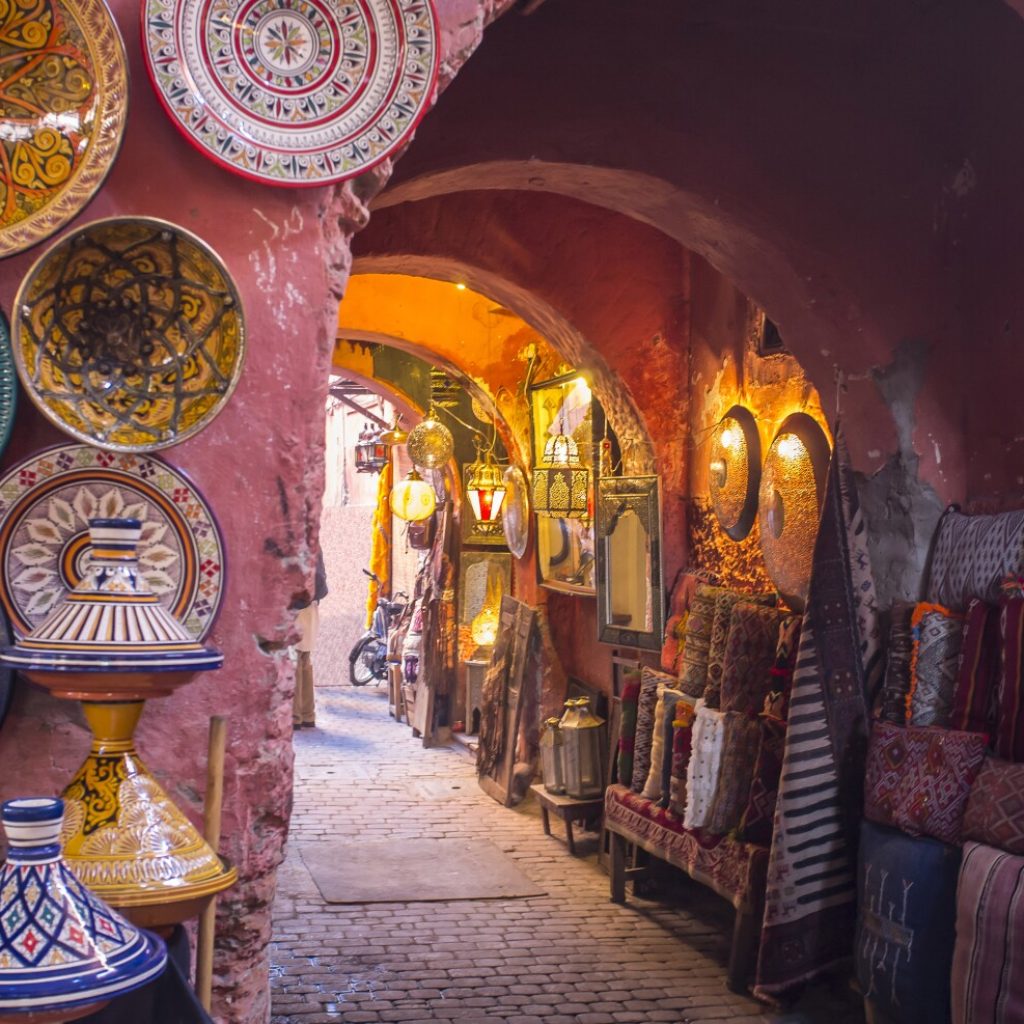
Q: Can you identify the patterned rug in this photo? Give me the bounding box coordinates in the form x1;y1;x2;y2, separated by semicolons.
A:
753;424;882;998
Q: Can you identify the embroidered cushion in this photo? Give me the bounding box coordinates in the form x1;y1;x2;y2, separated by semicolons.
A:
616;674;642;786
856;820;961;1024
962;757;1024;855
951;842;1024;1024
667;706;697;816
704;712;760;835
949;599;1000;735
864;721;987;844
630;667;674;792
720;602;786;714
678;585;725;697
683;701;725;830
642;687;686;801
927;507;1024;612
907;603;964;727
996;597;1024;762
879;601;915;725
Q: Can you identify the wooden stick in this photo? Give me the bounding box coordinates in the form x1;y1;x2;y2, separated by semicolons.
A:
196;716;227;1012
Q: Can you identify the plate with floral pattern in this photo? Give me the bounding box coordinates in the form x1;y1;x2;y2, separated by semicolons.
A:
0;0;128;257
0;444;225;640
142;0;440;187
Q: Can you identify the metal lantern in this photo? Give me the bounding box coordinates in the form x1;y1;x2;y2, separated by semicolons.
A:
709;405;760;541
532;432;589;519
355;423;389;473
390;468;437;522
407;413;454;469
466;450;506;523
539;718;566;794
560;697;606;799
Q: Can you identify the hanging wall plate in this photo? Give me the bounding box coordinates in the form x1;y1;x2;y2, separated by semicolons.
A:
12;217;245;452
0;0;128;258
709;405;760;541
501;464;531;560
142;0;440;187
0;444;226;641
757;413;831;610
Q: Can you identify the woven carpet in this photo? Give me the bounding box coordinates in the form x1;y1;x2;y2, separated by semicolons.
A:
301;838;545;903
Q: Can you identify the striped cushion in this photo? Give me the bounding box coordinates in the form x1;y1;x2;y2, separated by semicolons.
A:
952;842;1024;1024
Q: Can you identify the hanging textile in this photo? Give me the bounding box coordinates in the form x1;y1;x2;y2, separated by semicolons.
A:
365;460;393;628
754;424;882;999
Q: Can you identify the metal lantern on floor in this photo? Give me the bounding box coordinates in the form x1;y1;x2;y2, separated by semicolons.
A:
561;698;606;799
539;717;566;794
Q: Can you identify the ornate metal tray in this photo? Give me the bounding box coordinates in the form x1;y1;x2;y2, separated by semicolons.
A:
0;0;128;258
12;217;246;452
142;0;440;187
0;444;226;640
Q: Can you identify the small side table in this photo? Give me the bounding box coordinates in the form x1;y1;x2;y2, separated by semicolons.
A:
530;782;603;856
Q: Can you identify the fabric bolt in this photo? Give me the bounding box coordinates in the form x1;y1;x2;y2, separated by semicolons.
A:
720;601;786;714
616;675;642;786
856;820;961;1024
996;596;1024;762
661;574;700;675
683;701;726;830
907;603;964;727
864;721;987;845
630;667;673;792
879;601;915;724
642;687;686;801
667;709;697;816
678;585;727;697
755;426;883;1000
737;718;786;846
926;506;1024;612
659;695;697;809
963;757;1024;855
951;842;1024;1024
704;712;760;835
950;599;1000;735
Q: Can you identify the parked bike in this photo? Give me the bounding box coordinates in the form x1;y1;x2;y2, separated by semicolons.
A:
348;570;407;686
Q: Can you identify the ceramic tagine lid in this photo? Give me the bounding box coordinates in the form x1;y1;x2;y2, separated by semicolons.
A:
0;797;166;1022
0;518;222;698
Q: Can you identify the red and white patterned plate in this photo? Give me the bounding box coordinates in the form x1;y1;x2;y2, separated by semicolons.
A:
0;445;225;640
142;0;439;187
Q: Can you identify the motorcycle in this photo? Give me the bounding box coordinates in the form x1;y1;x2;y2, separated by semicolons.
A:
348;570;407;686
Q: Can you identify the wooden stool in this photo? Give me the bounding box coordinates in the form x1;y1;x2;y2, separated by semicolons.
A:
530;783;603;855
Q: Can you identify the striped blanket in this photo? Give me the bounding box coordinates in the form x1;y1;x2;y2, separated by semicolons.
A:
754;425;882;998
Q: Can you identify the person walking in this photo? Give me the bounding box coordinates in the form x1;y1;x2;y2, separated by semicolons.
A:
293;549;328;729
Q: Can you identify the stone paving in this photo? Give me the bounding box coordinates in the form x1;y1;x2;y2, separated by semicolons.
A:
270;684;865;1024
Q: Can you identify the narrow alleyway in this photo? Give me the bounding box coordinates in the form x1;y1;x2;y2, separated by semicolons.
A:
270;684;864;1024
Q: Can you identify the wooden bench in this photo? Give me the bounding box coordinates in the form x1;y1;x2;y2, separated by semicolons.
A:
603;784;768;993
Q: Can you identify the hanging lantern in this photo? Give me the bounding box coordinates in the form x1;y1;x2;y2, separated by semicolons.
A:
407;413;454;469
560;697;606;799
532;431;590;520
539;718;566;794
466;450;507;523
390;468;437;522
355;423;389;474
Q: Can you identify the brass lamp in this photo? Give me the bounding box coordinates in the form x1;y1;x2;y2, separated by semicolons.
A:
532;432;589;519
390;468;437;522
466;449;507;523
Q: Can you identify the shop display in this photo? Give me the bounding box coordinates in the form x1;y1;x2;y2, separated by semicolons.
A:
0;0;128;259
0;443;226;641
13;217;245;453
596;475;663;651
708;406;760;541
757;412;830;609
143;0;439;186
0;797;166;1022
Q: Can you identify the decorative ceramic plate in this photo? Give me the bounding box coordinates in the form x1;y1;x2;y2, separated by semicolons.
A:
12;217;246;452
501;464;530;560
0;444;226;640
142;0;440;187
0;314;17;460
0;0;128;258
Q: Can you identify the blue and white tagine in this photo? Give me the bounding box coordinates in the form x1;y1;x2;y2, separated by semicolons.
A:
0;797;166;1022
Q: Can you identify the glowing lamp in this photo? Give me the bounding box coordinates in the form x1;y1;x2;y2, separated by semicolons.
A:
390;468;436;522
466;453;507;523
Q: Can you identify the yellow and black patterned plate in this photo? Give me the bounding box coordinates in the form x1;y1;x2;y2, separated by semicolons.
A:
0;0;128;258
12;217;246;451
